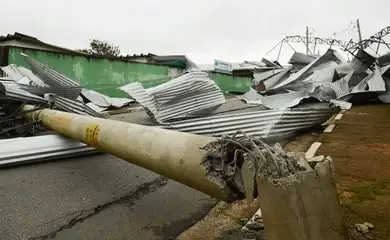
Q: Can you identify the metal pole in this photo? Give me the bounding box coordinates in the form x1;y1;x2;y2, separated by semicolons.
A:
306;26;309;54
357;19;363;48
22;105;239;202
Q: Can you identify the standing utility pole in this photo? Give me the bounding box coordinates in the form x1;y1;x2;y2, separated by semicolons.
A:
356;19;363;47
306;26;309;54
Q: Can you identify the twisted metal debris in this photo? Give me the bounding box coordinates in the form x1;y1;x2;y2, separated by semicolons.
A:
119;70;226;123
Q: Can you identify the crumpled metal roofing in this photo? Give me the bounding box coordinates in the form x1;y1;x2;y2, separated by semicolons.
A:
0;134;100;167
0;81;49;105
272;49;347;90
46;94;106;118
81;89;111;107
81;89;134;109
119;70;225;123
261;91;311;109
1;64;47;87
1;63;82;99
329;72;354;98
237;88;263;105
22;53;82;99
288;52;320;65
164;103;336;141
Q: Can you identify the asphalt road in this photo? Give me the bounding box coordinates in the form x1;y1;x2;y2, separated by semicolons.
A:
0;98;259;240
0;152;219;240
0;109;223;240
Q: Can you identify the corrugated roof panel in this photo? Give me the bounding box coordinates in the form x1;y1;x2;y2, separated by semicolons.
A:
81;89;111;107
0;82;49;104
0;134;100;167
22;54;82;99
164;103;336;141
47;94;106;118
1;64;47;87
261;91;310;109
120;71;225;123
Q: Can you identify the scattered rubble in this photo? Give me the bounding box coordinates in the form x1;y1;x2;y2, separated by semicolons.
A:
355;222;374;235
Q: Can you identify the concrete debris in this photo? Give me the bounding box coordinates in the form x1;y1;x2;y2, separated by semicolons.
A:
119;69;225;123
242;208;263;231
355;223;370;234
363;222;374;229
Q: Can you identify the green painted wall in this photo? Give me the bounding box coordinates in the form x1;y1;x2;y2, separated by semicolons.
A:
7;47;253;97
209;72;252;93
8;47;171;97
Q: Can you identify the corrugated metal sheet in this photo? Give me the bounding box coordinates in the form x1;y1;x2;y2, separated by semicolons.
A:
261;91;310;109
22;53;82;99
110;97;134;108
272;49;347;90
81;89;111;107
288;52;320;65
81;89;134;109
18;84;82;99
237;88;263;105
164;103;335;141
1;64;47;87
120;71;225;123
329;72;353;98
0;134;100;167
0;82;49;104
351;66;385;93
46;94;106;118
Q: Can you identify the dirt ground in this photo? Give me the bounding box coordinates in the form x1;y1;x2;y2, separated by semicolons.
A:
317;105;390;240
178;128;321;240
180;105;390;240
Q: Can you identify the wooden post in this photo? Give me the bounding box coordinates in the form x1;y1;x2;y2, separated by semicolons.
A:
256;158;348;240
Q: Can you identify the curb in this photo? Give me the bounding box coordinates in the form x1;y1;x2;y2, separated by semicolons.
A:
305;109;347;158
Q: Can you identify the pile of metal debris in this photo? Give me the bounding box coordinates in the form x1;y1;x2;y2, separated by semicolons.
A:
245;47;390;109
0;53;134;166
119;69;340;142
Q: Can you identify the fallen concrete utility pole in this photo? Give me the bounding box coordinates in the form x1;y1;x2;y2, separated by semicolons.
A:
253;149;348;240
21;105;252;202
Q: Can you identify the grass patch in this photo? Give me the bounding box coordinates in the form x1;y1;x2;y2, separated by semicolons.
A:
341;181;390;211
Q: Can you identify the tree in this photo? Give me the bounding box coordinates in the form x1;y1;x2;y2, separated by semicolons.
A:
78;39;121;56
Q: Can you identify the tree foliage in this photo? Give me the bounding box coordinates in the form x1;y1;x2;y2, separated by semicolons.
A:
78;39;120;56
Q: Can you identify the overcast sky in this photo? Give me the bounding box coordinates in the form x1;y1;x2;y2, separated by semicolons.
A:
1;0;389;64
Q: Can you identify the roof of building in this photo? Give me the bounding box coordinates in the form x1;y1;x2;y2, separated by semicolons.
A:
0;32;89;55
0;32;194;69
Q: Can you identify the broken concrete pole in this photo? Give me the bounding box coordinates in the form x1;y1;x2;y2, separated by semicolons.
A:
21;105;253;202
256;158;348;240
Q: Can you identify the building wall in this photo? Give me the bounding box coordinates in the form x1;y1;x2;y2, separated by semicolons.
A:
6;46;252;97
8;47;173;97
208;72;252;93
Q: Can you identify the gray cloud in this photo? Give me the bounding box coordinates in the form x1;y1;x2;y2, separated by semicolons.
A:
1;0;389;64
